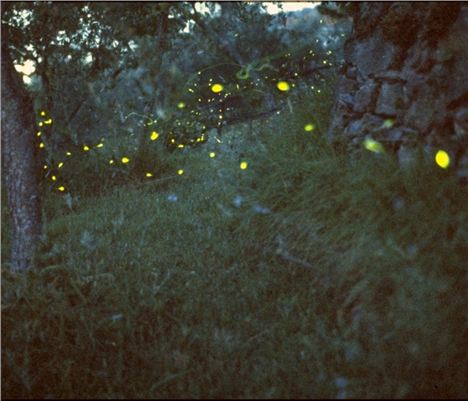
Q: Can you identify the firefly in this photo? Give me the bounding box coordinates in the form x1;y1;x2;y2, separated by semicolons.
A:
435;150;450;169
304;123;315;132
211;83;223;93
363;138;384;154
276;81;290;91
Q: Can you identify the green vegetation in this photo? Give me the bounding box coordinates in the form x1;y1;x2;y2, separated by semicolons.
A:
2;87;467;398
2;2;467;398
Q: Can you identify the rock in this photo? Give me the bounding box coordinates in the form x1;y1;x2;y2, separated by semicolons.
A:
330;3;467;160
413;47;434;73
374;70;406;83
403;81;448;133
454;108;468;123
453;107;468;139
456;153;468;182
354;80;378;113
400;127;419;143
400;69;426;94
403;102;431;133
338;93;355;108
346;66;358;80
345;119;364;136
345;114;383;137
348;31;398;77
454;122;466;139
385;128;404;142
362;113;384;130
336;76;358;93
398;146;415;168
376;83;403;116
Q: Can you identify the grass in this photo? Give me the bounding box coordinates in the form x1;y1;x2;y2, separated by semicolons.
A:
2;93;468;398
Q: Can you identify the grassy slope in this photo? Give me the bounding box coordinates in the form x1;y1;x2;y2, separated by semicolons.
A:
2;106;468;398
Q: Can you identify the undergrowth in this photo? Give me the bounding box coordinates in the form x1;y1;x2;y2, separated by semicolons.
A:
2;91;467;398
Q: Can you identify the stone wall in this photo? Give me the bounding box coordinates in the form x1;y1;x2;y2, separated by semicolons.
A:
327;3;468;178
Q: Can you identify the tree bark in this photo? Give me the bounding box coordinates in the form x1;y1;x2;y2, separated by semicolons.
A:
1;27;42;272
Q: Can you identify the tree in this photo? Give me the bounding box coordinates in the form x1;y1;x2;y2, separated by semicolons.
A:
1;17;41;272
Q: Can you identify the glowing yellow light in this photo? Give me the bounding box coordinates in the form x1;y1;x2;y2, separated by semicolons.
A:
177;102;186;109
58;162;64;168
57;186;65;192
209;152;216;158
150;131;159;141
177;144;185;148
188;88;194;93
383;119;395;128
171;139;175;143
240;161;248;170
36;131;42;137
66;152;72;156
43;165;48;170
304;123;315;132
177;169;184;175
83;145;90;151
435;150;450;169
109;160;114;164
211;83;224;93
44;118;53;125
40;111;46;116
38;122;43;127
51;175;57;181
146;172;153;177
363;138;385;153
276;81;290;91
121;157;130;164
196;137;201;142
215;137;222;143
96;143;104;148
39;142;45;148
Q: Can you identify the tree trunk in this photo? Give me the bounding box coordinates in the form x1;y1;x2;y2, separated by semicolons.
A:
1;28;42;272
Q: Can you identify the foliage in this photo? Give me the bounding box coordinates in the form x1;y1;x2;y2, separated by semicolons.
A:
3;2;466;398
3;1;347;195
2;75;467;398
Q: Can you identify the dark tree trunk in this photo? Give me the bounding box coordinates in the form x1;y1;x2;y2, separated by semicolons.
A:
1;27;42;272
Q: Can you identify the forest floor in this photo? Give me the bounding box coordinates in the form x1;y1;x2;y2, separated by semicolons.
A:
2;111;468;398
